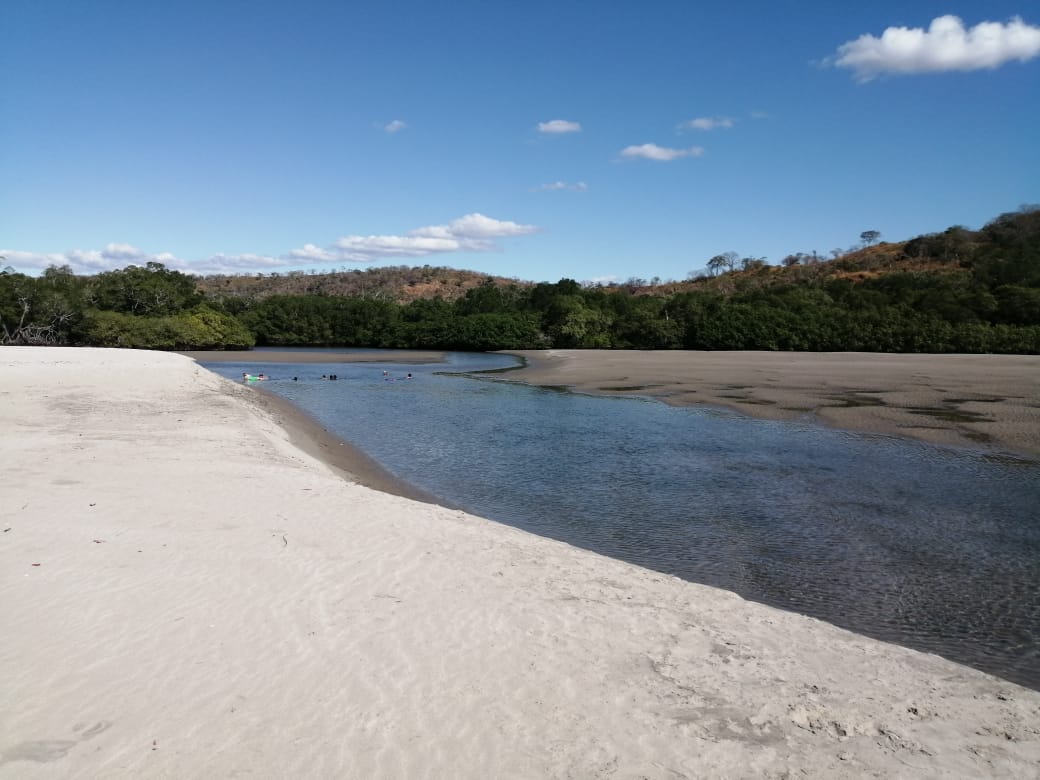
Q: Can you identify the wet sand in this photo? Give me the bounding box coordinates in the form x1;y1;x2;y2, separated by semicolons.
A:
502;350;1040;457
3;346;1039;778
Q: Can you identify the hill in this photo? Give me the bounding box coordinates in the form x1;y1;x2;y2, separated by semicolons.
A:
193;207;1036;306
195;264;531;305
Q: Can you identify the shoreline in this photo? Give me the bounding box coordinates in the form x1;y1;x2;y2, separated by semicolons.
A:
188;347;1039;458
187;349;456;506
500;349;1040;458
197;347;1039;517
246;385;449;507
5;347;1038;777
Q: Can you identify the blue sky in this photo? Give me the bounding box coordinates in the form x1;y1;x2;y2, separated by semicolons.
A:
2;0;1038;284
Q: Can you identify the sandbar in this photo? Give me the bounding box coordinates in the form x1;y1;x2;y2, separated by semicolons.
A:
502;350;1040;457
2;347;1038;778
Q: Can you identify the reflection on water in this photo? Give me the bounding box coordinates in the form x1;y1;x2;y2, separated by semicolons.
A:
202;350;1040;689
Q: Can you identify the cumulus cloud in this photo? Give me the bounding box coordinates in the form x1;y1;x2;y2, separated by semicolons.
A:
537;119;582;134
831;15;1040;81
619;143;705;161
286;243;337;263
3;214;539;276
1;250;78;272
292;213;539;264
679;116;734;131
534;181;588;192
383;119;407;133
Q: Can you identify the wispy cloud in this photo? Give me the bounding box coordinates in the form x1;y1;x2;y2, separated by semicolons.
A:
1;244;190;275
537;119;582;134
383;119;407;133
194;253;286;273
534;181;588;192
829;15;1040;81
3;214;540;276
679;116;734;131
619;143;704;162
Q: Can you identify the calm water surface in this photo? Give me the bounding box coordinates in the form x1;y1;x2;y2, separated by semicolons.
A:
202;349;1040;689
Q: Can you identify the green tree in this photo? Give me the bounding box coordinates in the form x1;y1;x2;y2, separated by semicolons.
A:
86;262;201;316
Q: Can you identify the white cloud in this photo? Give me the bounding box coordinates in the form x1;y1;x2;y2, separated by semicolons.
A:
193;253;284;274
537;119;582;134
1;244;196;274
1;250;75;272
383;119;407;133
295;213;539;264
443;212;538;238
287;243;337;263
331;234;461;260
831;15;1040;81
619;143;705;161
679;116;734;131
534;181;588;192
100;242;145;260
3;214;539;276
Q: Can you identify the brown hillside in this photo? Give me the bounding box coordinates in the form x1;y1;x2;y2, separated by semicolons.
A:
196;264;531;304
628;239;974;298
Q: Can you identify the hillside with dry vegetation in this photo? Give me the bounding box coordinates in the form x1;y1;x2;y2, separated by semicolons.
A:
195;264;530;305
630;228;985;299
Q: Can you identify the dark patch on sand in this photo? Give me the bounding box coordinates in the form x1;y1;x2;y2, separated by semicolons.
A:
825;393;887;408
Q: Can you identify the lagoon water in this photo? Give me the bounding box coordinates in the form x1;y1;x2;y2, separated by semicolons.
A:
202;349;1040;689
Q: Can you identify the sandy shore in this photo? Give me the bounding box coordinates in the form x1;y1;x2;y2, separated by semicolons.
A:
2;347;1039;778
502;350;1040;457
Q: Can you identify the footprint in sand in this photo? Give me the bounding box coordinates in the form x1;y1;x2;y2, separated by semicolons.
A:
0;740;78;764
0;721;112;765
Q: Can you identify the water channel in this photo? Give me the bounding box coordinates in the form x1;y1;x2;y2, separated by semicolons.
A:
200;349;1040;689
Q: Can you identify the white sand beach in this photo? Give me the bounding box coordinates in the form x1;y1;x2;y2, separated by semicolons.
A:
2;347;1038;778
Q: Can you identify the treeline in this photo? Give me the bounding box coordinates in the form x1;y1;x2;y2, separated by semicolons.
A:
2;207;1038;353
0;262;254;349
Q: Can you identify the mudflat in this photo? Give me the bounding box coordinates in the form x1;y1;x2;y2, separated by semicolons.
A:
503;350;1040;457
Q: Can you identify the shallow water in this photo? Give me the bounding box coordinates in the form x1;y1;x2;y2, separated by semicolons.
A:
202;349;1040;689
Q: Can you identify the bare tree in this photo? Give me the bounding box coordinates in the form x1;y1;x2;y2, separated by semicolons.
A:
707;251;738;276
